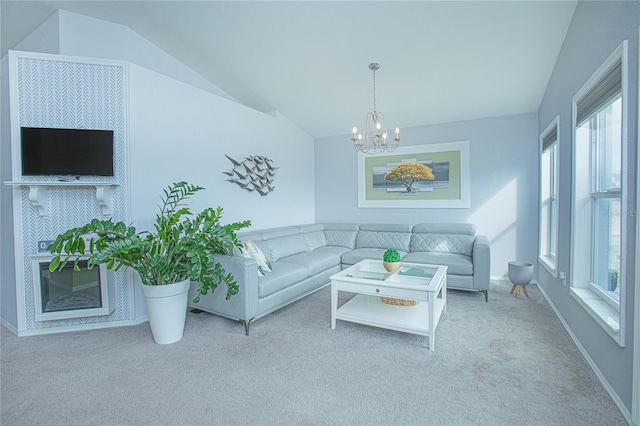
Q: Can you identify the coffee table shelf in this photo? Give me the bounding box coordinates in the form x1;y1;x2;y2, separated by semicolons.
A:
335;294;445;336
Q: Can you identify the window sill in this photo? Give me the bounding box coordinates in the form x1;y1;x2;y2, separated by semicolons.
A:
570;287;623;346
538;256;557;278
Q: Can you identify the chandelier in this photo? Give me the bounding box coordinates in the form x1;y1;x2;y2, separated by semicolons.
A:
351;63;400;153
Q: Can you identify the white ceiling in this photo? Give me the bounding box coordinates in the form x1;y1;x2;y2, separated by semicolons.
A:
1;1;577;139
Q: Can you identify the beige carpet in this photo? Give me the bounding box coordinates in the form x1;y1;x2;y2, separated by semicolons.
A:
1;280;627;425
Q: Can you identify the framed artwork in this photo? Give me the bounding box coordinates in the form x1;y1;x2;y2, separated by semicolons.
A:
357;140;470;208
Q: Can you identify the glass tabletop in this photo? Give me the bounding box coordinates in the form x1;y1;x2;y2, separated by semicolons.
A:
343;260;439;287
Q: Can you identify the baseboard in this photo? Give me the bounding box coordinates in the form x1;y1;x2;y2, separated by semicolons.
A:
1;318;19;335
491;275;508;282
491;275;539;285
537;284;632;424
3;319;143;337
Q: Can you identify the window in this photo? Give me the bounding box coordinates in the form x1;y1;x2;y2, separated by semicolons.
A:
571;41;627;345
539;117;559;275
586;98;622;303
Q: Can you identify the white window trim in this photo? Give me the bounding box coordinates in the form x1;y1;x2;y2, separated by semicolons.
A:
632;26;640;426
570;40;628;346
538;116;560;277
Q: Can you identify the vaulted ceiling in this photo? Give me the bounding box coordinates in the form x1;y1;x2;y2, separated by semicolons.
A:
1;1;577;139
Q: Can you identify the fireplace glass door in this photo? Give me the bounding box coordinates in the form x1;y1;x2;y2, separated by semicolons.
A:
39;260;102;313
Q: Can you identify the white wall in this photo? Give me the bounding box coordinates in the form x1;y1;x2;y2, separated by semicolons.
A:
0;55;17;330
57;9;239;104
2;9;316;327
537;0;639;417
315;113;539;278
12;10;60;54
13;9;238;105
128;64;315;232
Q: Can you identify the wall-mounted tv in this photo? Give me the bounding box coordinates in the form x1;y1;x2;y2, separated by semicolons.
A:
21;127;114;177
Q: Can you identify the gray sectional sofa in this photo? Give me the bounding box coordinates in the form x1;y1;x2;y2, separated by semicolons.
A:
188;223;490;335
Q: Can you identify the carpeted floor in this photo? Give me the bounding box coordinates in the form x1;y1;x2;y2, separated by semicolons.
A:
0;280;627;425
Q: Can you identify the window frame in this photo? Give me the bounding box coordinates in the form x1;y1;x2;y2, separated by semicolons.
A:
570;41;628;346
538;116;560;277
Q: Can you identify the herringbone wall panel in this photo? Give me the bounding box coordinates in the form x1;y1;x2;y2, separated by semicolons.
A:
16;56;130;330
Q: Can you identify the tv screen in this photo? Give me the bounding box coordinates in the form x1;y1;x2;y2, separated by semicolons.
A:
21;127;114;177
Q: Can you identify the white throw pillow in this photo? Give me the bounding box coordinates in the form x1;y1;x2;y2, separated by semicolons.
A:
234;246;264;276
235;240;272;276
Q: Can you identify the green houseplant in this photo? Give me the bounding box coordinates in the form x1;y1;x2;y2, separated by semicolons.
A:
48;181;250;344
382;248;402;273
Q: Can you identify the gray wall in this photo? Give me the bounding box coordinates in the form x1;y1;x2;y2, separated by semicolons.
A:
315;113;539;278
537;0;639;415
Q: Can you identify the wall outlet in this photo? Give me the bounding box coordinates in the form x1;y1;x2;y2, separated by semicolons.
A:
559;271;567;286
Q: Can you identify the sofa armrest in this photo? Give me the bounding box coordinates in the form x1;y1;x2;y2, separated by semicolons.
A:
188;254;260;322
472;235;491;291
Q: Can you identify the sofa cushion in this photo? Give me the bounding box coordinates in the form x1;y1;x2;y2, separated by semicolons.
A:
279;251;341;276
235;231;264;242
412;223;476;236
312;245;352;257
258;262;309;298
402;252;473;275
302;231;327;251
359;224;413;233
410;233;474;256
259;226;300;240
356;230;411;252
325;230;357;249
295;224;324;233
267;235;310;262
341;248;408;266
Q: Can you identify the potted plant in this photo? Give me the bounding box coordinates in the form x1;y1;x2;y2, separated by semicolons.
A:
383;248;402;273
48;181;250;344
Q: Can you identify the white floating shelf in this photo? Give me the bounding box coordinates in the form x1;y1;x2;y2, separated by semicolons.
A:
4;181;119;216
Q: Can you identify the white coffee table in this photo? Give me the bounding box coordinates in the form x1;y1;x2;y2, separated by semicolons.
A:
330;259;447;351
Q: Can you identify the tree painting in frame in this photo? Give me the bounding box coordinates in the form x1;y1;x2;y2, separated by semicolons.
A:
357;141;470;208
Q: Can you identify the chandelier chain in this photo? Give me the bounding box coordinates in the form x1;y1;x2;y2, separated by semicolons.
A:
372;68;377;113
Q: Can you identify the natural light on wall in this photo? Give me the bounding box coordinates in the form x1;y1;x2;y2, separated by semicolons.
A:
469;178;518;276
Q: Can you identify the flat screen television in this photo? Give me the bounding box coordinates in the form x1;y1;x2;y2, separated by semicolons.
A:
21;127;114;177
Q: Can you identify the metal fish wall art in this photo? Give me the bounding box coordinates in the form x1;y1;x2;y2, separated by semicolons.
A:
224;154;278;196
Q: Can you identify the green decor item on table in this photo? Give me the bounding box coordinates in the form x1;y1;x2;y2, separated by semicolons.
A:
383;248;401;263
382;248;402;273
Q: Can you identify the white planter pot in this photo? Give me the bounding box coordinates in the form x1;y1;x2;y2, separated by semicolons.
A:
140;278;190;344
508;261;534;286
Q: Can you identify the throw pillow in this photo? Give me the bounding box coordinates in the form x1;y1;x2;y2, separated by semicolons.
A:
236;240;272;276
234;245;264;276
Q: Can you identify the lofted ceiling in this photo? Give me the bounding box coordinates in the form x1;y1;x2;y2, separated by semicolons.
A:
1;1;577;139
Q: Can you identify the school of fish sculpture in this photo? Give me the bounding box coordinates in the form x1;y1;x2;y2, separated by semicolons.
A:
223;154;278;196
